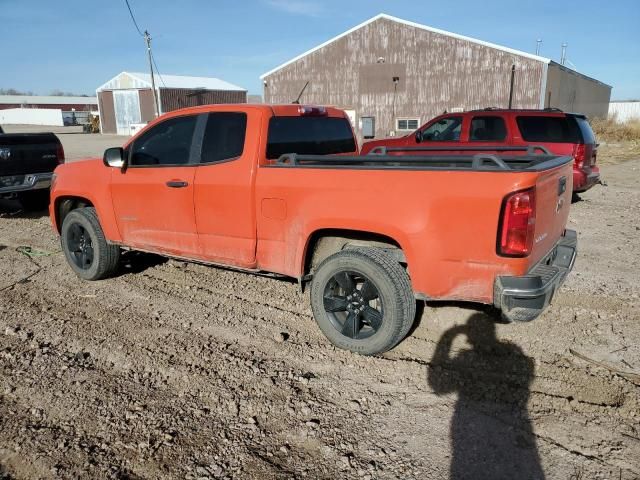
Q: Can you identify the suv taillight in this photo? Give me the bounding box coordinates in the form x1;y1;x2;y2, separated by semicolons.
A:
56;143;65;164
573;144;585;169
498;187;536;257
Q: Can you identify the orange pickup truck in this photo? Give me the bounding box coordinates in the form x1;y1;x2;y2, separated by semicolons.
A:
50;104;577;355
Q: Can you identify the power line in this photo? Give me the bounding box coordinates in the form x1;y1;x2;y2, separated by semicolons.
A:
150;50;167;88
124;0;144;37
122;0;161;117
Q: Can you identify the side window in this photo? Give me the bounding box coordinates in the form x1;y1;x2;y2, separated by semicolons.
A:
420;116;462;141
130;115;197;166
200;112;247;164
470;116;507;141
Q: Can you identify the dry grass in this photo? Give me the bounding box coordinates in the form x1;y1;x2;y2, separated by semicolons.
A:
591;116;640;164
591;116;640;142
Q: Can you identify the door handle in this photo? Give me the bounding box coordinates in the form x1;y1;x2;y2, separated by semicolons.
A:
166;180;189;188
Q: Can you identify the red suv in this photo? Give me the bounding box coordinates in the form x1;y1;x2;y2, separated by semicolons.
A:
361;108;600;193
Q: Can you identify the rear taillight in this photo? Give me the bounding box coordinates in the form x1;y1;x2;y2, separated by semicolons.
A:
572;144;594;170
56;143;65;164
498;187;536;257
573;144;585;169
298;105;327;116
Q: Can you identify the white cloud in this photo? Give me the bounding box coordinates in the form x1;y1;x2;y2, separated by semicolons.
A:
264;0;324;17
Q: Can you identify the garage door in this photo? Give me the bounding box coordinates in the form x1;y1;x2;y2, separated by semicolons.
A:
113;90;142;136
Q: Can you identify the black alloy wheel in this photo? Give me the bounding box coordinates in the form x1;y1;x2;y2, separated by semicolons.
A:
323;271;383;340
310;248;416;355
66;223;94;270
60;207;120;280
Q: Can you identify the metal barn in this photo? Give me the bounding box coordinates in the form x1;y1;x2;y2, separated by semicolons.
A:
261;14;612;142
96;72;247;135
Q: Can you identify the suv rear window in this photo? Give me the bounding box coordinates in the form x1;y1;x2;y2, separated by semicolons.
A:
516;116;581;143
266;116;356;159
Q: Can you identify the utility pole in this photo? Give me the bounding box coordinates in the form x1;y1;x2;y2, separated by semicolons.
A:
144;30;160;117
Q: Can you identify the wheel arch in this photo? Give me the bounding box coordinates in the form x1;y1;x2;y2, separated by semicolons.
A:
54;196;95;233
301;228;408;278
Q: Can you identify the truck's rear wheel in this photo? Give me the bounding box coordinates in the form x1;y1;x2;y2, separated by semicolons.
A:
310;248;416;355
18;190;50;212
61;207;120;280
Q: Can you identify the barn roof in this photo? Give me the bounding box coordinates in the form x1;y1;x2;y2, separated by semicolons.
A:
97;72;246;92
260;13;552;79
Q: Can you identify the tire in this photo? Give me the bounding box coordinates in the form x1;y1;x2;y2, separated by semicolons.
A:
310;248;416;355
61;207;120;280
18;189;50;212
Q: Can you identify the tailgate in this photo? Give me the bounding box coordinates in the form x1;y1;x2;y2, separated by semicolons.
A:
528;160;573;265
0;133;61;176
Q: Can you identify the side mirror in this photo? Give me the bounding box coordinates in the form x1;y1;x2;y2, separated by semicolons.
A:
415;130;423;143
103;147;126;169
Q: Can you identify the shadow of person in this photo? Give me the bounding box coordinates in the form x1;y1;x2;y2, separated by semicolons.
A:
428;313;544;480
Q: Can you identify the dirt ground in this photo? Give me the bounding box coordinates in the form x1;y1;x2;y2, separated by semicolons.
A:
1;128;639;479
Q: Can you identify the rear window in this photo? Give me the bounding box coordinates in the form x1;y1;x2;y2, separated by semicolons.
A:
266;116;357;159
516;116;581;143
200;112;247;163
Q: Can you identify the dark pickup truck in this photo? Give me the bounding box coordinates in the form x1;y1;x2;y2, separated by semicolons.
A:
0;125;64;210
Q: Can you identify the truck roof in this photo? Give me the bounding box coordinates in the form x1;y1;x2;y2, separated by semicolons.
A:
156;104;349;119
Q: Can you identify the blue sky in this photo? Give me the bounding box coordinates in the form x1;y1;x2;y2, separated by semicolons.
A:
1;0;638;99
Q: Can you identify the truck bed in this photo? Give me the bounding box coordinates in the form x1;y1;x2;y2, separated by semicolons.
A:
257;146;573;302
0;132;62;176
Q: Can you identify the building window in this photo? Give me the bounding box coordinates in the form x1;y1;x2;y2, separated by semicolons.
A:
396;118;420;131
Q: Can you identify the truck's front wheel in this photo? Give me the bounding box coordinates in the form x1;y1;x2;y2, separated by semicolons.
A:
61;207;120;280
310;248;416;355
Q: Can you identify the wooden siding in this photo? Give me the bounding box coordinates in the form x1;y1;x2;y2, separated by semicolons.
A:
138;89;156;123
97;91;116;134
263;17;545;142
545;63;611;118
159;88;247;113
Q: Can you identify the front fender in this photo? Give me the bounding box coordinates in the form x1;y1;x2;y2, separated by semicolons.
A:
49;160;121;242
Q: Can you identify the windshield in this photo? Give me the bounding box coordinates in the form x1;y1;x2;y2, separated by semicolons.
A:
266;116;357;159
